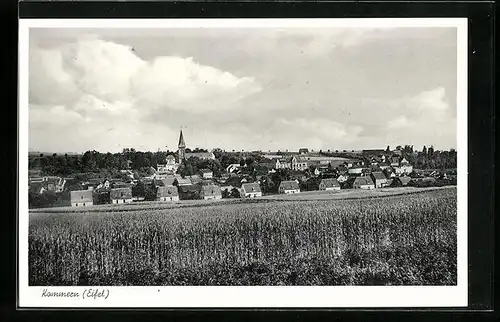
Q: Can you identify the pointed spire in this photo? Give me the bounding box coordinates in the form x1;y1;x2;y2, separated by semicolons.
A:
178;128;186;148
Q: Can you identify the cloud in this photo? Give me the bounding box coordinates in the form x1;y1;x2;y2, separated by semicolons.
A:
29;36;261;112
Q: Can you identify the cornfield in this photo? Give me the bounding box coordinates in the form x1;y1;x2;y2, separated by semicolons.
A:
29;188;457;286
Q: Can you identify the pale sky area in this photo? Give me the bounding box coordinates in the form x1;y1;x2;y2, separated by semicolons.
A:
28;27;458;153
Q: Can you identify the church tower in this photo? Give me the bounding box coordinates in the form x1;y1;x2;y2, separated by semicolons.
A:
178;128;186;161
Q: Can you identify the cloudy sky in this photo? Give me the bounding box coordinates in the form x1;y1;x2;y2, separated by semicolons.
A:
28;26;457;153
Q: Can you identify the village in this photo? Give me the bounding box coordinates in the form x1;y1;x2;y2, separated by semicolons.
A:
28;129;458;209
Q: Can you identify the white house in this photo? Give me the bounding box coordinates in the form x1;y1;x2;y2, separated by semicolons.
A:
156;185;179;202
200;185;222;200
241;183;262;198
70;190;93;207
110;187;133;204
278;180;301;194
200;169;213;179
318;178;341;191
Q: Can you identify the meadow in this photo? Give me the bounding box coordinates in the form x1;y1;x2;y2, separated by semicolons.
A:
29;187;457;286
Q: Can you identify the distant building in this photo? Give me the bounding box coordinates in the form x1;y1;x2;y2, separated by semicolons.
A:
199;169;213;179
110;187;133;204
348;166;364;175
200;185;222;200
347;176;375;189
394;157;413;175
299;148;309;154
156;185;179;202
278;180;301;194
318;178;341;191
241;183;262;198
175;178;192;186
291;156;308;171
70;190;93;207
371;171;388;188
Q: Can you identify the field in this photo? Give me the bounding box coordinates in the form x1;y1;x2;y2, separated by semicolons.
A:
29;187;457;286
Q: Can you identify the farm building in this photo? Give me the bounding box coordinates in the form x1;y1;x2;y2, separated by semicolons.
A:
199;169;213;179
241;183;262;198
200;185;222;200
371;171;388;188
279;181;301;194
391;176;412;187
110;187;133;204
299;148;309;154
347;176;375;189
318;178;341;191
70;190;93;207
156;185;179;202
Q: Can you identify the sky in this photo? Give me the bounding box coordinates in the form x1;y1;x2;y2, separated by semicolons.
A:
28;26;458;154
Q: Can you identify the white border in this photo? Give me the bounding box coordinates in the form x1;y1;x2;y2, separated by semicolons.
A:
18;18;468;308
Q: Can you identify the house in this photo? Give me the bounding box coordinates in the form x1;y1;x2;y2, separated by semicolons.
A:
199;169;213;179
156;155;178;178
371;171;388;188
394;157;413;175
175;177;192;186
156;185;179;202
200;184;222;200
291;156;308;171
110;187;133;204
390;156;401;167
241;183;262;198
161;177;176;186
299;148;309;154
318;178;341;191
391;176;412;187
70;190;93;207
348;166;364;175
278;180;301;194
347;176;375;189
275;158;291;170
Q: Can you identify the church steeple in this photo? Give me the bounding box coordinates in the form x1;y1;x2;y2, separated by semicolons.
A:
178;129;186;148
178;128;186;161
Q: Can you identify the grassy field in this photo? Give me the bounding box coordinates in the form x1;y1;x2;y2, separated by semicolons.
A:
29;187;457;286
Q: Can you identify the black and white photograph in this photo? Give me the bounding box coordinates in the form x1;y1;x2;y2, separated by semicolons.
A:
18;18;468;308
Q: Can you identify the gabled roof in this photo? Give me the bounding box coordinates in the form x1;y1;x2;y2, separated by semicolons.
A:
279;180;300;190
242;183;262;194
70;190;93;202
157;185;179;197
397;176;412;185
161;178;176;186
175;178;192;185
201;185;222;196
199;168;213;173
371;171;386;180
319;178;340;188
349;176;374;186
110;187;132;199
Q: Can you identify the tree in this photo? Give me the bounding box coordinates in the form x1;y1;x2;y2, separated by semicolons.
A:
386;146;390;152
